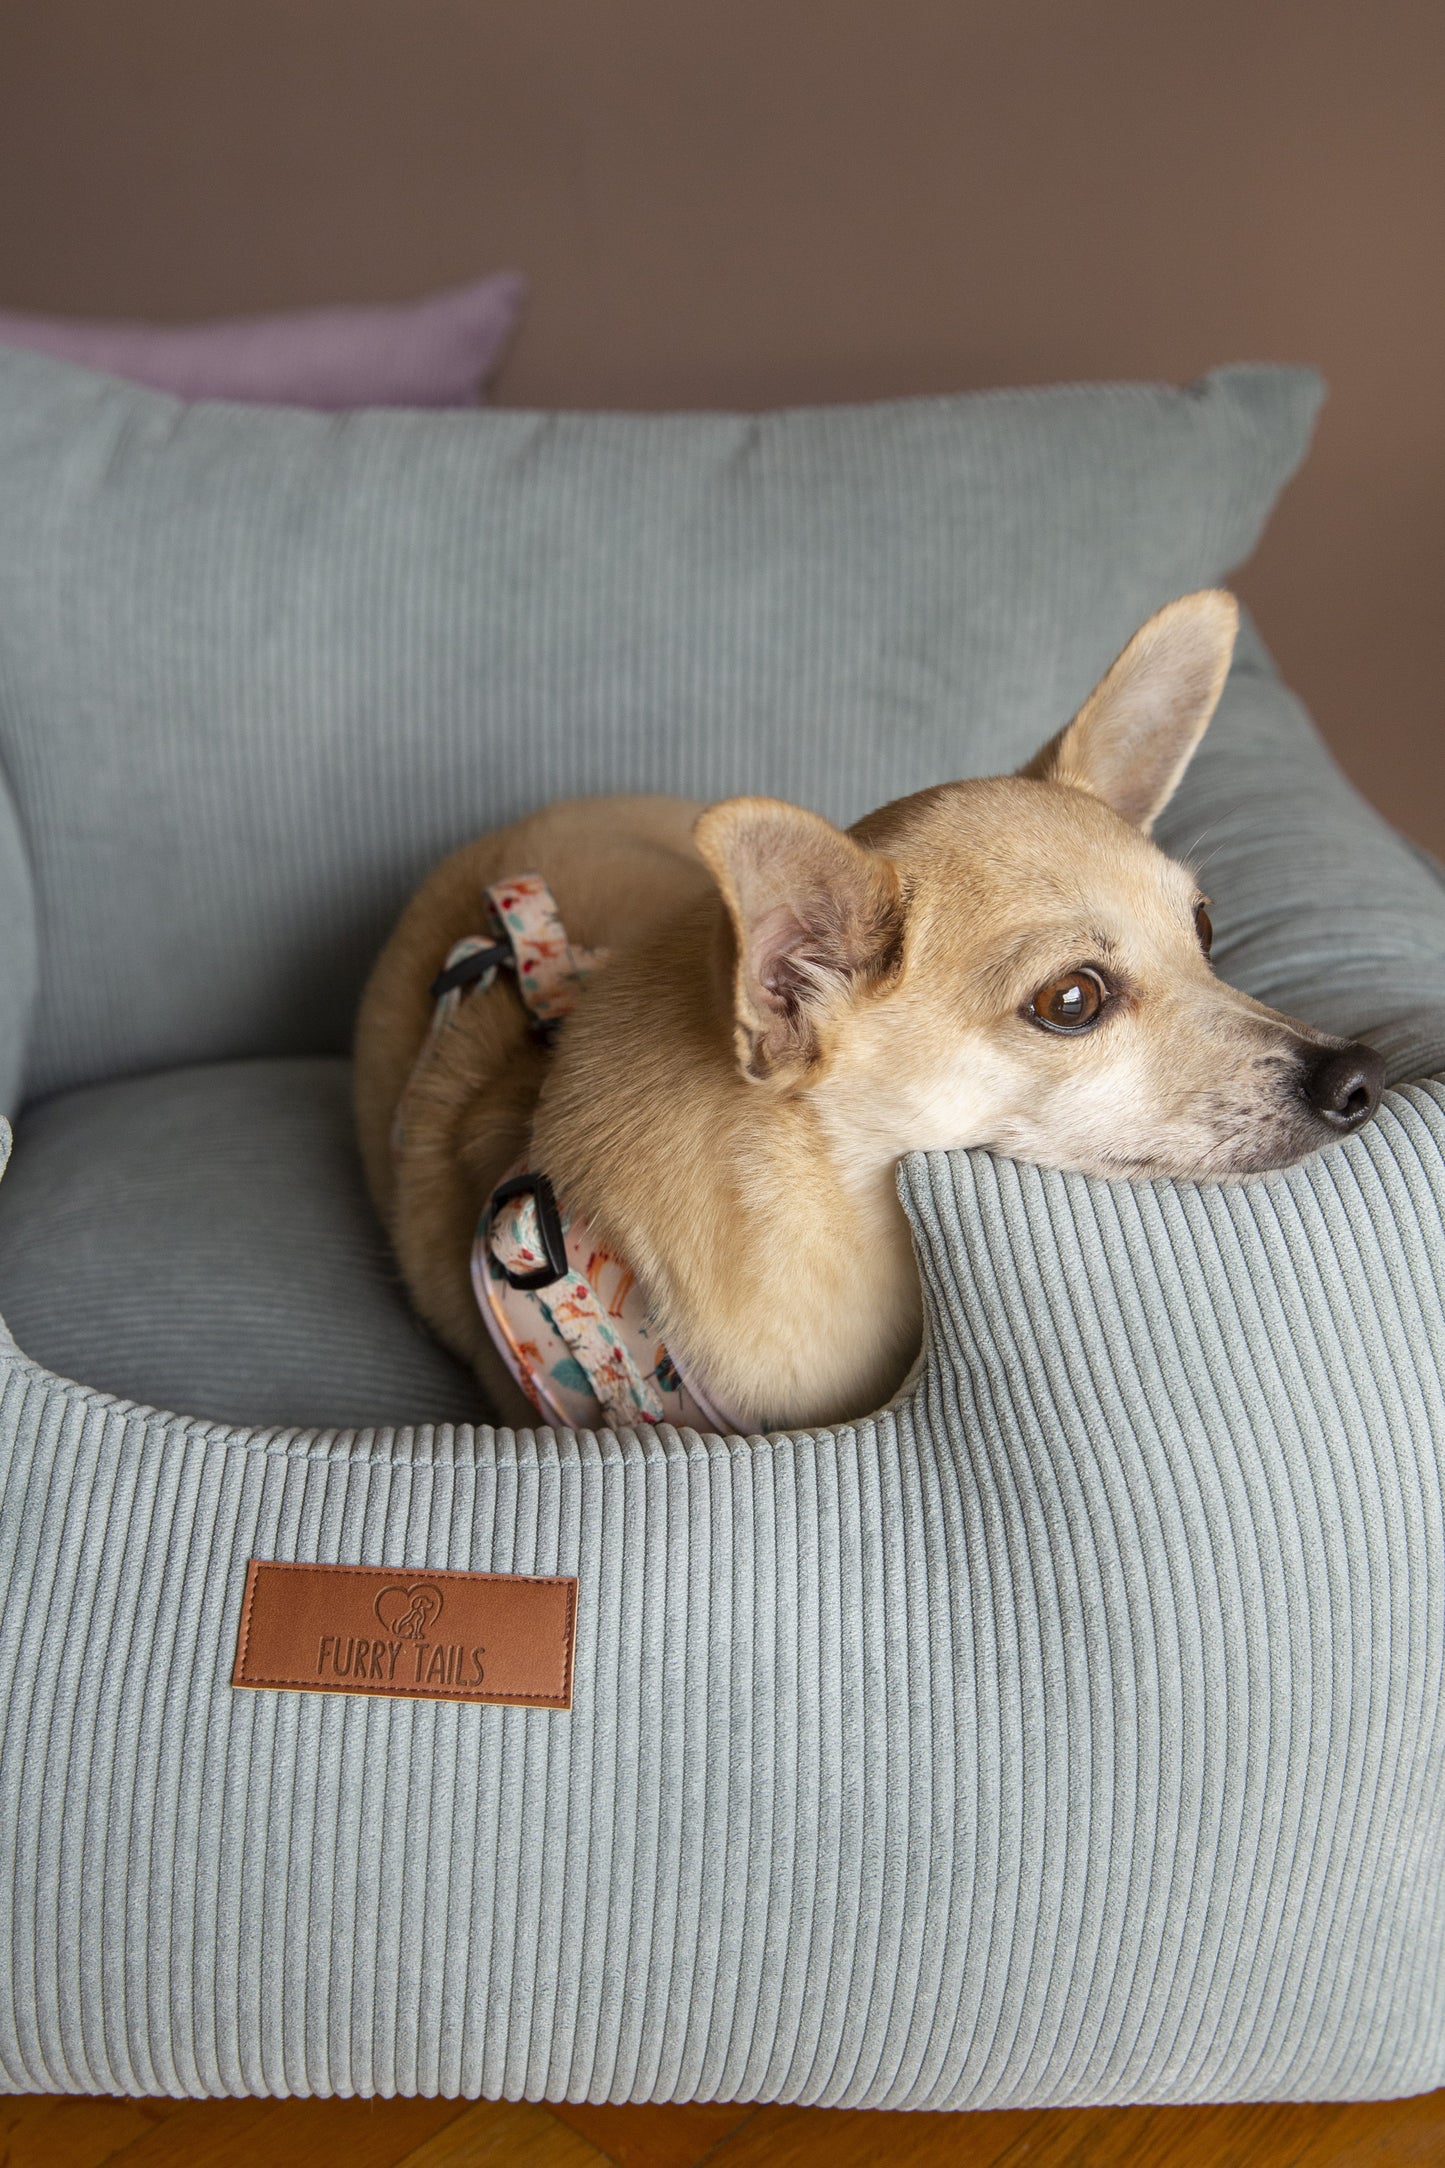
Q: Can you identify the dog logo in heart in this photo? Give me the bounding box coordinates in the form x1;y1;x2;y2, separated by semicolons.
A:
374;1582;445;1641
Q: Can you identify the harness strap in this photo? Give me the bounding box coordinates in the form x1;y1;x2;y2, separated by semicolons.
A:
485;1179;665;1427
484;872;607;1035
393;868;742;1434
473;1161;739;1433
390;873;607;1159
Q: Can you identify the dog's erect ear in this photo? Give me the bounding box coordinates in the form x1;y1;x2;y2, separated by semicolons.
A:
1021;590;1239;832
694;797;905;1081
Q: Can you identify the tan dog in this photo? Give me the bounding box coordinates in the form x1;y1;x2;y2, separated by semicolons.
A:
355;591;1384;1433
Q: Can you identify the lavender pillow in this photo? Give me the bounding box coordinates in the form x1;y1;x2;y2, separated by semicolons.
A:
0;274;523;408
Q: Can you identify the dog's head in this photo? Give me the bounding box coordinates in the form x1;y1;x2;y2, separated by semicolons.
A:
694;590;1384;1183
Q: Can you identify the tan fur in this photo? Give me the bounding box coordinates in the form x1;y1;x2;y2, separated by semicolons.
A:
355;592;1378;1433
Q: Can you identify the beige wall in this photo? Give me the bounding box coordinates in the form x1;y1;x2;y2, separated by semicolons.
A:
1;0;1441;849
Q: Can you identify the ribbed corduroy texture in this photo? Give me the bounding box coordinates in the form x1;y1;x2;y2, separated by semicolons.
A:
1;1082;1443;2106
0;348;1324;1101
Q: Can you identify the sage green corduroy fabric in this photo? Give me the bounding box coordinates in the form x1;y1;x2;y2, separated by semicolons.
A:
0;1083;1443;2105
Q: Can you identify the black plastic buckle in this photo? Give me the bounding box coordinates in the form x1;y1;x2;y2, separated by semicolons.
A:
490;1169;568;1290
429;940;511;1000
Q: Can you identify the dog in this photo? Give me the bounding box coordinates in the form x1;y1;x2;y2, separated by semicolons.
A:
354;590;1384;1435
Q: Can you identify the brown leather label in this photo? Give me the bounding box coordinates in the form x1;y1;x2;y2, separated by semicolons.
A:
232;1560;576;1709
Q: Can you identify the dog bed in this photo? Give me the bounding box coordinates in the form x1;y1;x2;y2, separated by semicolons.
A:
1;347;1443;2105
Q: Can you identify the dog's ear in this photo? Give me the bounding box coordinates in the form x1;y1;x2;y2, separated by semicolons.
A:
1021;590;1239;832
694;797;905;1081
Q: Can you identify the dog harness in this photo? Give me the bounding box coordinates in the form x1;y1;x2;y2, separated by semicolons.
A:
396;873;742;1435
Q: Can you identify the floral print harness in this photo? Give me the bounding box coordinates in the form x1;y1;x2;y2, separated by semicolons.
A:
395;873;741;1436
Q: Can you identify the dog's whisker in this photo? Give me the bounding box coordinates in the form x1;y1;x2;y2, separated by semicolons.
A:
1175;826;1228;883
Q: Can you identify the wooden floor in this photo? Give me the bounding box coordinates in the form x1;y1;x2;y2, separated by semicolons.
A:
5;2085;1444;2167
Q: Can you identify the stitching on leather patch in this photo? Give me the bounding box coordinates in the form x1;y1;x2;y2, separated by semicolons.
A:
232;1559;576;1709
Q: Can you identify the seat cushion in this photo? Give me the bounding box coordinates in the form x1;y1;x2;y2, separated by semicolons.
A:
0;1058;487;1428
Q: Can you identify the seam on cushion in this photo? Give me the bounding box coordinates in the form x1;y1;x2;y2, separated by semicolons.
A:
0;661;40;1114
0;741;36;906
0;550;38;913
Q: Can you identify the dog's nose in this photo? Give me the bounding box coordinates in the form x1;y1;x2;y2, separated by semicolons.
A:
1301;1042;1385;1132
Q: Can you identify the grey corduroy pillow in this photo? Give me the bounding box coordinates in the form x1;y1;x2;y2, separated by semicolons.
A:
0;347;1324;1109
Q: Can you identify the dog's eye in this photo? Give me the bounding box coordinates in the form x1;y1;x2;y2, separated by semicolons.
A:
1029;969;1107;1033
1195;902;1214;955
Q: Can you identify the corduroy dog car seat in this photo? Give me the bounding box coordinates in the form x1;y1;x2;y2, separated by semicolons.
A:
1;349;1443;2106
